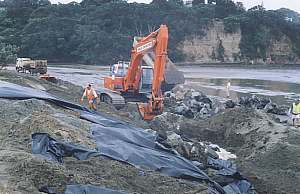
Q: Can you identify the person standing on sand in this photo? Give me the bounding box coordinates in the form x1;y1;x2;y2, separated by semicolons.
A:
226;80;231;98
290;98;300;127
81;83;99;110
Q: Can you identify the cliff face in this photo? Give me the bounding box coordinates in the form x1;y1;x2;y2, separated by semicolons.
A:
179;21;241;63
267;35;300;64
179;21;300;64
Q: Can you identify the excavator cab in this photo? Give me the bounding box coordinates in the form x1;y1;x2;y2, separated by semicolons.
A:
104;61;128;91
105;61;153;94
109;61;129;77
139;66;153;93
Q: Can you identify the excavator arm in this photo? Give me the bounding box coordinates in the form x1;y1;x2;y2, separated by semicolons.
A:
136;25;168;120
124;26;166;93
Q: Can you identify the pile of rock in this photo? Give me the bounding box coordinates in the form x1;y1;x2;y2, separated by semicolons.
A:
164;85;288;119
236;95;288;115
164;86;219;119
238;95;271;109
160;131;221;167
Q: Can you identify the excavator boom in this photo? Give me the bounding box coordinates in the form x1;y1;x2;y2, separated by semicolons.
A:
137;25;168;120
124;29;159;91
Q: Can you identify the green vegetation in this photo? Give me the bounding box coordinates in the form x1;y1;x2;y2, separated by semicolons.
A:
0;43;18;67
223;5;300;60
0;0;299;64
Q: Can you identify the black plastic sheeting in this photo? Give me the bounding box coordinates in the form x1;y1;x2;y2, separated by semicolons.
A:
0;81;253;194
0;81;88;111
208;157;238;177
32;133;100;163
208;158;254;194
40;185;130;194
64;185;131;194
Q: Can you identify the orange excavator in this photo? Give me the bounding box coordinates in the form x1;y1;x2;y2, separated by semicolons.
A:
102;25;183;120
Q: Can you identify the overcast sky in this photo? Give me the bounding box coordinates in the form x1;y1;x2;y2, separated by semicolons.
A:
50;0;300;13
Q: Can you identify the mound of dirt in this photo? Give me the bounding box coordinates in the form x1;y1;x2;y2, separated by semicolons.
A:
0;98;210;194
0;70;210;194
151;107;300;194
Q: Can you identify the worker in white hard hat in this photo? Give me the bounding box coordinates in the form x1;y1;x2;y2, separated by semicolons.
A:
81;83;99;110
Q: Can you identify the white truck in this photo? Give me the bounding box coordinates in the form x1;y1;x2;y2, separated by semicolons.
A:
16;58;47;74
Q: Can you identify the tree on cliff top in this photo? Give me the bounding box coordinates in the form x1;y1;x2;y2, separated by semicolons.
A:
0;0;299;64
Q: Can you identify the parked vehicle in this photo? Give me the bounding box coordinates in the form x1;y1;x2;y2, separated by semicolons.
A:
16;58;47;74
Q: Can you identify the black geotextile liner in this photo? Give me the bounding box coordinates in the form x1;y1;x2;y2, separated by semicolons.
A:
208;158;254;194
32;133;100;163
0;81;88;111
40;185;131;194
0;81;253;194
209;180;253;194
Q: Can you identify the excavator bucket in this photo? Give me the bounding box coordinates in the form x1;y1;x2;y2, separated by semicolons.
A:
137;103;154;121
137;101;163;121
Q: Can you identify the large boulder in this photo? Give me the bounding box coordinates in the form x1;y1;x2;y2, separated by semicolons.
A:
150;112;183;137
264;103;288;115
225;100;236;109
239;95;272;110
239;95;260;108
210;97;226;114
189;99;202;112
191;91;202;100
164;131;220;165
258;98;271;109
173;103;194;118
166;131;184;147
190;142;219;164
164;91;176;107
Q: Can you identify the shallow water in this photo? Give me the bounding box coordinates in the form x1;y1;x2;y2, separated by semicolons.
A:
178;65;300;105
47;64;300;106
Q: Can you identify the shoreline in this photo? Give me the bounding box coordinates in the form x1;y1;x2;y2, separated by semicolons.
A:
5;62;299;68
175;62;300;67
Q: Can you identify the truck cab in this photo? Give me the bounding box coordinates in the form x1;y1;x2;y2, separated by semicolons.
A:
16;58;31;71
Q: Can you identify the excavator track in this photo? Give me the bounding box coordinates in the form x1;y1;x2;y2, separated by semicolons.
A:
98;89;126;109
